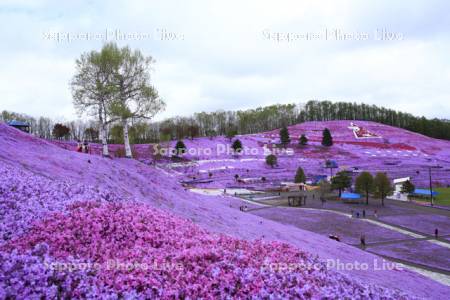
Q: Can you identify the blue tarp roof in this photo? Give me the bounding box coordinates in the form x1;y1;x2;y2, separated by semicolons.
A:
412;189;439;196
7;120;29;126
341;192;361;199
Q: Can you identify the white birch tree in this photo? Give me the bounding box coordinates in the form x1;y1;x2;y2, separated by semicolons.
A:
70;43;121;157
108;45;165;158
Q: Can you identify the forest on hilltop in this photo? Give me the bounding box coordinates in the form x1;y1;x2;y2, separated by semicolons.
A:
2;100;449;143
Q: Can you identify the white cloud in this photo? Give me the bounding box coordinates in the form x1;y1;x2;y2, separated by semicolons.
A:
0;0;449;120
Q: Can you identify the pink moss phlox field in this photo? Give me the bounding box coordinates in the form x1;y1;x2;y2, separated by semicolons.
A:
0;122;443;298
0;163;120;244
0;245;105;299
10;201;413;299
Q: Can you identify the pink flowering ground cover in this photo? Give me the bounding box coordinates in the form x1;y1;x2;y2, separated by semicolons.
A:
51;121;450;188
163;121;450;188
0;162;120;243
2;122;450;298
7;201;414;299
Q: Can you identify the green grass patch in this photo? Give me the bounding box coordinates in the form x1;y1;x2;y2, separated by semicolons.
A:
413;187;450;206
434;187;450;206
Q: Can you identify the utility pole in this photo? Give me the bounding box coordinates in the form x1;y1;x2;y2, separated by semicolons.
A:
429;167;433;207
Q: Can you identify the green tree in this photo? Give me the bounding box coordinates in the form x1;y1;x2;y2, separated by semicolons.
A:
331;171;352;197
232;139;243;153
71;43;120;156
84;127;99;142
226;129;238;141
401;180;415;194
355;172;374;205
373;172;393;206
187;124;200;140
294;167;306;183
299;134;308;146
207;130;217;140
107;43;165;158
279;126;290;147
110;124;124;144
52;123;70;140
174;140;186;156
322;128;333;147
265;154;277;168
318;180;331;197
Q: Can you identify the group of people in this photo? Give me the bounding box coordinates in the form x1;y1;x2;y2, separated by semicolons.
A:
239;205;248;212
76;140;90;154
350;209;378;219
329;234;340;242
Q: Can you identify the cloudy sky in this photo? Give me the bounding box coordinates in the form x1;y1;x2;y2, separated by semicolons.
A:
0;0;449;121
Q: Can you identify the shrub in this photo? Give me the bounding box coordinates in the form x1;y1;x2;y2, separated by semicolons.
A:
265;154;277;168
294;167;306;183
174;140;187;156
322;128;333;147
299;134;308;146
115;147;126;158
279;126;290;147
232;139;243;153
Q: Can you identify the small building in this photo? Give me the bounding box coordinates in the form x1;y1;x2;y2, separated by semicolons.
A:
388;177;410;201
239;177;263;184
280;182;307;192
7;120;30;133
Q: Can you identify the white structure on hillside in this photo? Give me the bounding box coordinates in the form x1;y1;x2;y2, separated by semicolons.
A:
388;177;410;201
280;182;307;192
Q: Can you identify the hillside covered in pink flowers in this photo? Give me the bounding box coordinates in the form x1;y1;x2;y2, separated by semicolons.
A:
1;122;449;299
165;120;450;189
53;120;450;189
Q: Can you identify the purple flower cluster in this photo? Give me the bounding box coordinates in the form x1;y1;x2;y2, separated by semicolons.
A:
0;163;120;244
7;201;413;299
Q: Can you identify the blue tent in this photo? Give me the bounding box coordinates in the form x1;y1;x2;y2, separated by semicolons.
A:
7;120;29;126
341;192;361;199
412;189;439;196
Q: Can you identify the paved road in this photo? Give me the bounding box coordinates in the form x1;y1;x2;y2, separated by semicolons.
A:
235;192;450;275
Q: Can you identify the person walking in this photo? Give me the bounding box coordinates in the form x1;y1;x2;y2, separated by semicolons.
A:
360;234;366;249
76;140;82;152
435;228;439;239
82;140;90;154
